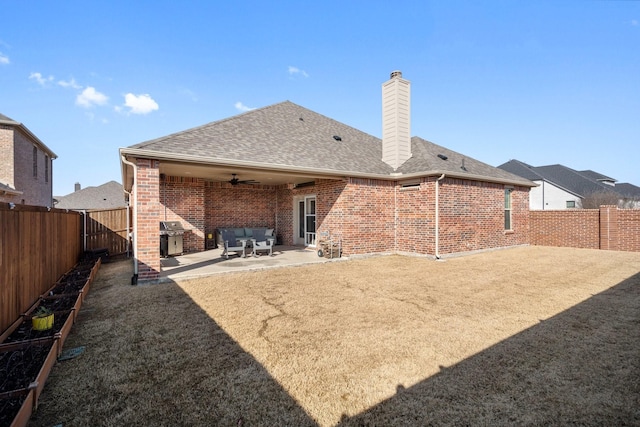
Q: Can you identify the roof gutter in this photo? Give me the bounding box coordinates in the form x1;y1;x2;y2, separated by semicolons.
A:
119;148;536;189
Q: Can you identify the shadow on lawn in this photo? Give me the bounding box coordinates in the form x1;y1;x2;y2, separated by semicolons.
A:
29;260;319;427
337;272;640;426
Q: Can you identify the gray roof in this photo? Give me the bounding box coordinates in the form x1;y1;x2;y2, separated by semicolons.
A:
54;181;126;210
578;169;617;184
616;183;640;198
0;113;18;124
126;101;532;186
535;165;616;197
498;160;629;198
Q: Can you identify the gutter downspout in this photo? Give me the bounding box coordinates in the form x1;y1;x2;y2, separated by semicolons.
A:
435;174;445;259
121;155;139;285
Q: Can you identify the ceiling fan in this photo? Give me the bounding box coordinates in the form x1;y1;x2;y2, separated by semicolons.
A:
228;174;259;186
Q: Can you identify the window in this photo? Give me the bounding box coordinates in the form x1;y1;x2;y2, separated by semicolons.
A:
566;200;575;208
33;147;38;178
45;155;49;183
504;188;513;230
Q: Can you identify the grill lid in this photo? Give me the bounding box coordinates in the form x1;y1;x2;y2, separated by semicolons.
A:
160;221;186;235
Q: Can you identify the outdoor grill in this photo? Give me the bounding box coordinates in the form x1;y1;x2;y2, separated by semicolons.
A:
160;221;185;257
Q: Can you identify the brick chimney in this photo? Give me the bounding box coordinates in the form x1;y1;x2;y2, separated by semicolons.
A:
382;70;411;170
74;182;81;192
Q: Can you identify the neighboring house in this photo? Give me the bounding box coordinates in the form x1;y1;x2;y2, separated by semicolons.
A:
54;181;127;210
615;183;640;208
120;71;535;281
0;113;57;207
498;160;635;210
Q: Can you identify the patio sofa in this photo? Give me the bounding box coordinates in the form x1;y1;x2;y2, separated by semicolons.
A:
215;227;275;248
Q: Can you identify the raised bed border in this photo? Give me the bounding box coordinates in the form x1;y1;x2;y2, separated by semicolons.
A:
1;256;102;427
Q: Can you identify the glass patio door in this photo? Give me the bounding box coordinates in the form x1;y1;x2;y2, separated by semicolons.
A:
297;196;316;246
305;196;316;246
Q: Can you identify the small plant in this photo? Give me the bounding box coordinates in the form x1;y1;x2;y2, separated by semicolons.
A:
33;305;53;318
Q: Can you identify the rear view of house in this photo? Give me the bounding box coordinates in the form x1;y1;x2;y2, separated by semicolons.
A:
121;72;534;282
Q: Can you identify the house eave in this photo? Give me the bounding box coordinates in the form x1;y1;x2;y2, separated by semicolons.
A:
119;148;536;192
0;118;58;159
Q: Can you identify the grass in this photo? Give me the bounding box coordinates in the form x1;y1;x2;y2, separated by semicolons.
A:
29;246;640;426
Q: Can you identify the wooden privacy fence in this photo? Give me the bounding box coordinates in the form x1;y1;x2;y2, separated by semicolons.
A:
0;204;82;333
81;207;131;257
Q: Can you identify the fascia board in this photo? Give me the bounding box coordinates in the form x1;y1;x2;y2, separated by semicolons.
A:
119;148;537;188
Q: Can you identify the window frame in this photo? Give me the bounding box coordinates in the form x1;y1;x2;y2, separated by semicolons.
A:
33;146;38;178
504;187;513;231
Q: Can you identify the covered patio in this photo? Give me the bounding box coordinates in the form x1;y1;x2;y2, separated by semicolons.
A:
159;244;338;282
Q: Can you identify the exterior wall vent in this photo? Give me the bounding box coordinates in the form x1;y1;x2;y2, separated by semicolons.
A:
382;71;411;170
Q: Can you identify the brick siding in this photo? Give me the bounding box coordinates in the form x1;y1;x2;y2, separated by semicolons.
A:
133;164;532;281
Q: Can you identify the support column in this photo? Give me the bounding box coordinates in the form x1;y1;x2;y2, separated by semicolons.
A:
599;205;619;251
136;158;161;280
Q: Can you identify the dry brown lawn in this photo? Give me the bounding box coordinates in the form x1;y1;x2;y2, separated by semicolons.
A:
29;246;640;426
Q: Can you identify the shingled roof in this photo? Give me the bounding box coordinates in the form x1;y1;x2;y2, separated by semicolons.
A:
498;160;634;198
124;101;532;186
54;181;126;210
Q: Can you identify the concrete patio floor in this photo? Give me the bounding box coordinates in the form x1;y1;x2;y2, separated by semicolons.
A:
159;245;337;282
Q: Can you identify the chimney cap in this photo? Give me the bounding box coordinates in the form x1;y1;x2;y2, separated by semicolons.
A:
390;70;403;79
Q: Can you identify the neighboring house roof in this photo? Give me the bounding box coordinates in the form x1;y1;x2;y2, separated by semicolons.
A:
0;113;58;159
0;181;22;196
494;159;545;182
498;160;638;200
578;169;617;185
533;164;615;198
122;101;532;187
616;183;640;199
54;181;126;210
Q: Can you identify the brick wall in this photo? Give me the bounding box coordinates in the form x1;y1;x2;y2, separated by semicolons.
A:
160;176;205;252
618;208;640;252
530;206;640;252
0;126;15;187
530;209;600;249
437;178;530;255
206;181;277;241
316;178;395;255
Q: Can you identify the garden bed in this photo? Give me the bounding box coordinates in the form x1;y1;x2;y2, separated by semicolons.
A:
0;255;101;427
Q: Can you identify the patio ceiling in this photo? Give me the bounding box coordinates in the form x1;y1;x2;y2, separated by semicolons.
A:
159;161;339;187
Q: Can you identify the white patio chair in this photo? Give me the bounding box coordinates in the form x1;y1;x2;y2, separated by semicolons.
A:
251;228;274;257
221;229;247;259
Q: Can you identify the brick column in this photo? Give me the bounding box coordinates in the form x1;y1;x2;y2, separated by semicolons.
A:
136;158;161;280
599;205;619;251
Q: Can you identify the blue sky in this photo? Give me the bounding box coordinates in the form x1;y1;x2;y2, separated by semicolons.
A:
1;1;638;196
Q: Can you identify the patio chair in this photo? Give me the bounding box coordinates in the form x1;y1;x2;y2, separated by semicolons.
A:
221;229;247;259
251;228;274;257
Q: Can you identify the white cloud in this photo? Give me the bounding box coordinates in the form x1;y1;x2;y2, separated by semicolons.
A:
234;101;255;112
58;78;82;89
29;72;55;86
122;93;159;114
288;66;309;78
76;87;109;108
0;53;9;65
